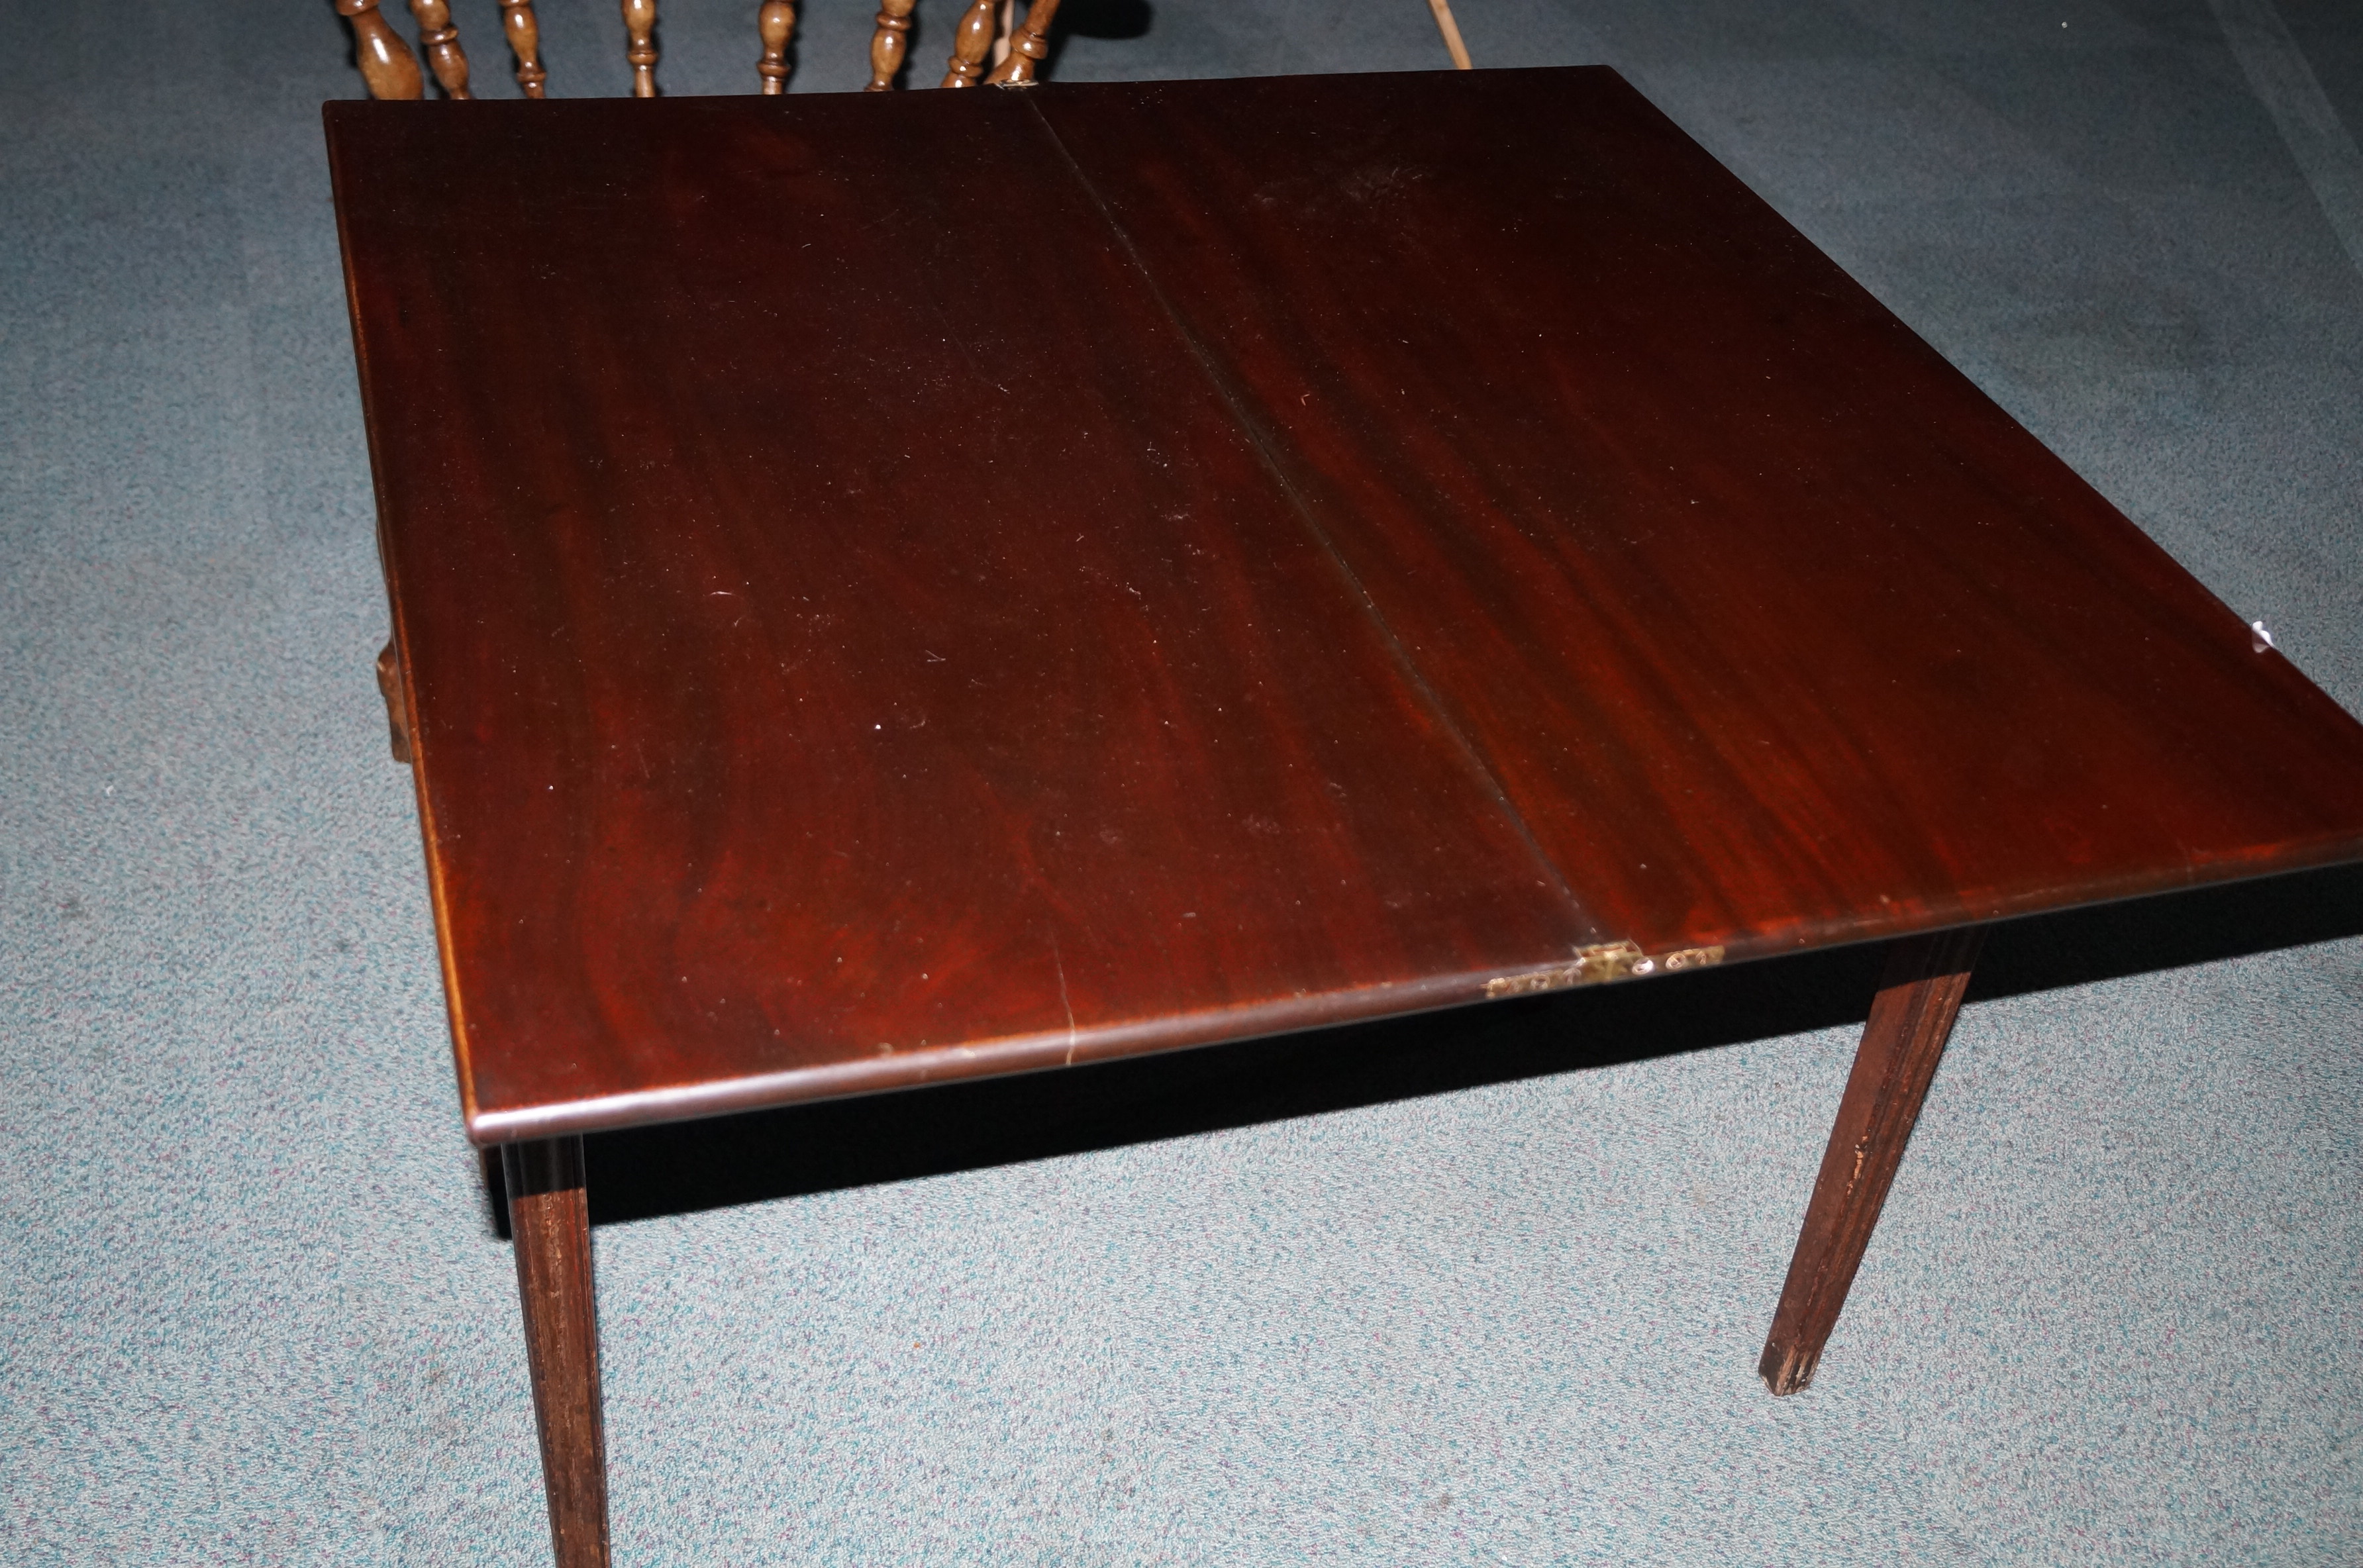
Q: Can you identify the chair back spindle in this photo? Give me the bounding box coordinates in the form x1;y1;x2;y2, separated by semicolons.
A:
940;0;997;87
757;0;797;93
867;0;917;90
622;0;659;96
499;0;548;97
338;0;425;99
405;0;473;97
341;0;1081;107
984;0;1060;85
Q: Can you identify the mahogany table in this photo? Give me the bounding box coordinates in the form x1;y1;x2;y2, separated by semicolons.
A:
325;68;2363;1567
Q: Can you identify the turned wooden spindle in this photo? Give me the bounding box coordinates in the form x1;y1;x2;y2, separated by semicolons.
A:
405;0;473;97
337;0;425;99
866;0;915;91
499;0;548;97
984;0;1060;85
756;0;797;94
622;0;658;97
939;0;998;87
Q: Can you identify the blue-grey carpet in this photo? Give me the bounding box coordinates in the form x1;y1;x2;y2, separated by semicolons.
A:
3;1;2358;1563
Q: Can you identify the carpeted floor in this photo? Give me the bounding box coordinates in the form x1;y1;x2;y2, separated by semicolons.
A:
3;1;2359;1562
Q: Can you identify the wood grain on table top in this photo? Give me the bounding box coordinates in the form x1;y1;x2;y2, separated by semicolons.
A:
324;70;2363;1144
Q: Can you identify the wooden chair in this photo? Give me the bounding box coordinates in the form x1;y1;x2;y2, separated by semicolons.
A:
337;0;541;99
334;0;1066;103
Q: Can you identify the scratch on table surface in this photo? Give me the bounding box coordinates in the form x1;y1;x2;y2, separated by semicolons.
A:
1051;930;1078;1064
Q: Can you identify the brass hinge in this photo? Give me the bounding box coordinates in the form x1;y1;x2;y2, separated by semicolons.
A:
1485;939;1726;999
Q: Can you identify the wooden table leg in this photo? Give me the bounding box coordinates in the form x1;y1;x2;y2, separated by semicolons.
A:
1758;926;1984;1395
503;1136;611;1567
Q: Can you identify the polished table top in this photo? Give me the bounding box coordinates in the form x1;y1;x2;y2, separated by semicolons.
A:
326;68;2363;1146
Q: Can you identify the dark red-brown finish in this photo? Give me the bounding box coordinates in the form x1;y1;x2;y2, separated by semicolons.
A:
503;1137;609;1567
1032;70;2363;963
1760;928;1984;1396
324;71;2363;1146
328;87;1596;1142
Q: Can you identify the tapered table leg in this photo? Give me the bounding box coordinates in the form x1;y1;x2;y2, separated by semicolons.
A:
503;1136;611;1567
1759;926;1984;1395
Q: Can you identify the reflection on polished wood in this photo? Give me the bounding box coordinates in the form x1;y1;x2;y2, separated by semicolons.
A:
1031;73;2363;967
325;74;2363;1147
